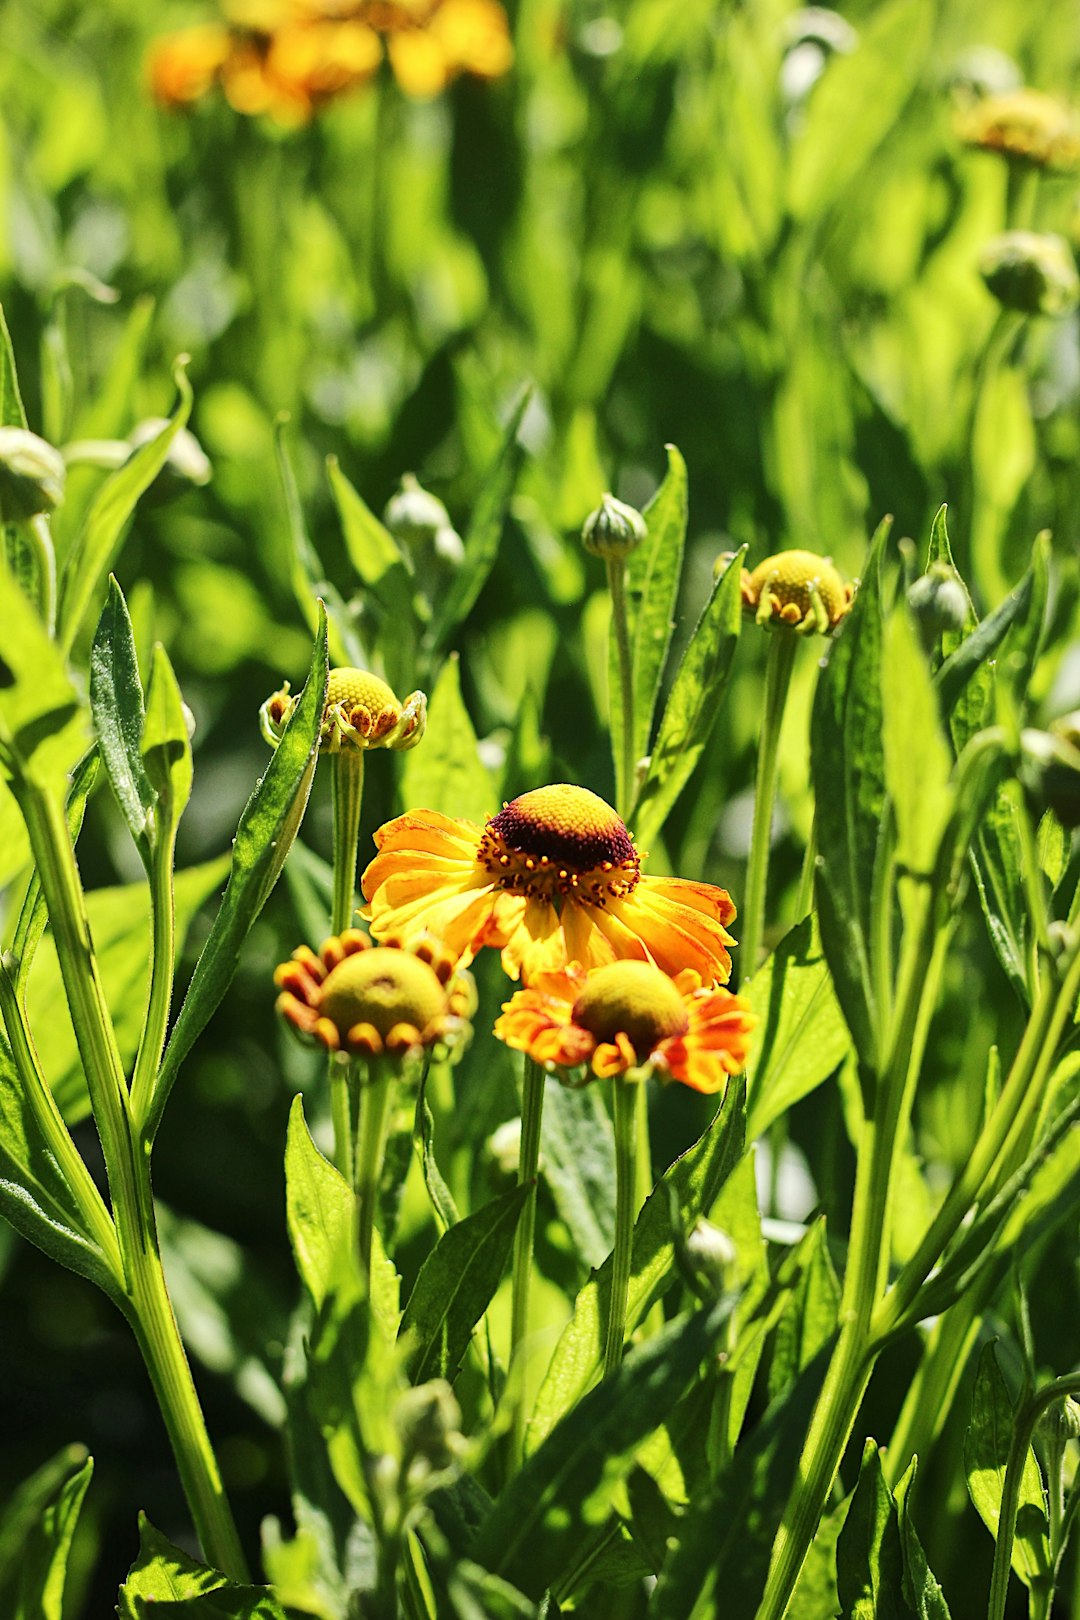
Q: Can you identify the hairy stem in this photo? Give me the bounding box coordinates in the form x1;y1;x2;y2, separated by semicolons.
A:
509;1056;546;1469
355;1058;394;1283
603;1077;640;1379
741;629;797;980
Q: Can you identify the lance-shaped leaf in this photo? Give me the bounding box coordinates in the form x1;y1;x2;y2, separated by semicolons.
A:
540;1075;616;1271
274;419;365;669
965;1343;1051;1590
141;643;192;835
57;361;193;654
0;302;28;430
401;654;496;824
327;457;416;690
0;1446;84;1595
631;544;745;849
285;1095;355;1313
0;551;87;797
473;1297;733;1598
882;608;954;926
90;577;154;863
10;1451;93;1620
745;914;850;1139
399;1184;527;1384
118;1516;289;1619
810;517;890;1063
148;610;328;1140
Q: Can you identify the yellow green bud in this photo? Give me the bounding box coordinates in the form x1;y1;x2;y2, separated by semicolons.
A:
581;493;647;562
0;428;65;522
979;232;1080;317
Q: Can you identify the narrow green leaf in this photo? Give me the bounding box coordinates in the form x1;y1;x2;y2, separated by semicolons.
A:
882;609;954;912
836;1441;911;1620
57;362;193;653
473;1297;733;1598
745;915;851;1139
631;544;745;849
810;517;890;1061
274;420;365;669
540;1076;616;1271
766;1219;840;1404
0;1446;86;1595
400;654;496;824
327;457;413;607
71;295;154;443
0;550;88;796
13;1453;93;1620
964;1343;1051;1590
414;1069;460;1233
1036;811;1068;891
400;1184;527;1384
149;611;328;1140
0;302;29;429
285;1094;355;1313
429;388;530;655
935;556;1038;729
9;749;97;995
90;577;153;861
651;1344;832;1619
894;1461;952;1620
142;643;192;830
528;1082;744;1450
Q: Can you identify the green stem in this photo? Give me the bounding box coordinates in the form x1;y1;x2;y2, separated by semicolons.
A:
885;1303;982;1486
988;1375;1080;1620
330;748;366;1179
20;514;57;633
603;1077;640;1379
130;826;178;1130
355;1058;394;1283
795;815;817;920
607;557;636;820
509;1056;546;1469
12;777;246;1577
741;629;797;981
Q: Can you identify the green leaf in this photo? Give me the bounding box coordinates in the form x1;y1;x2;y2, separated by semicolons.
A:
810;517;890;1062
326;456;416;690
528;1082;744;1450
25;857;230;1125
8;749;97;996
285;1095;355;1313
935;556;1040;736
609;444;687;810
0;550;88;797
399;1184;527;1384
414;1069;460;1233
836;1441;911;1620
894;1461;952;1620
274;420;366;669
0;1447;85;1599
0;302;29;429
766;1219;840;1404
118;1516;288;1619
631;545;745;849
141;643;192;831
429;388;530;655
540;1076;616;1271
472;1297;733;1599
1036;810;1068;891
12;1452;92;1620
400;654;497;824
964;1343;1051;1590
90;577;153;862
651;1344;832;1619
745;915;851;1139
150;610;328;1140
57;362;193;654
0;1026;121;1301
882;609;954;916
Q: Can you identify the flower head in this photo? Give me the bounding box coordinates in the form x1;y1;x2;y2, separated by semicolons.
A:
494;961;755;1091
740;549;854;635
261;666;427;753
0;428;66;523
581;493;647;563
275;928;473;1058
362;782;738;983
957;88;1080;172
979;232;1080;317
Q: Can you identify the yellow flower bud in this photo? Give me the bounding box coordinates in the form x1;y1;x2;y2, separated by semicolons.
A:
740;549;855;635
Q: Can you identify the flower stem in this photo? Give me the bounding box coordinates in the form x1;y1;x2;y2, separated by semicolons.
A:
603;1077;640;1380
330;748;366;1179
988;1375;1080;1620
130;824;178;1130
607;557;637;821
509;1056;546;1469
741;629;798;980
354;1058;394;1283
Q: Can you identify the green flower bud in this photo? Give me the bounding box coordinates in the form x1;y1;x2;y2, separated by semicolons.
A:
128;418;212;487
395;1380;463;1478
1038;1396;1080;1445
907;562;969;649
581;493;647;562
0;427;65;522
685;1218;737;1289
384;473;464;566
1019;718;1080;827
979;232;1080;317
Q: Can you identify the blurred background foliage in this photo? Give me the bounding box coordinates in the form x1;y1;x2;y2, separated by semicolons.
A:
1;0;1079;1612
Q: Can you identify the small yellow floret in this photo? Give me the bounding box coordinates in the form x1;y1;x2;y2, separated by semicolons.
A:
741;549;854;635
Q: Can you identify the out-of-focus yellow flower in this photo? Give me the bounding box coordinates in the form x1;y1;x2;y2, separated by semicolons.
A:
147;24;232;106
740;549;855;635
362;783;738;984
494;960;756;1092
957;89;1080;173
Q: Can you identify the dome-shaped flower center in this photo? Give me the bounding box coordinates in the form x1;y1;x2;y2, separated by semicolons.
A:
478;784;640;905
319;948;447;1039
746;549;848;626
572;961;689;1057
327;667;400;726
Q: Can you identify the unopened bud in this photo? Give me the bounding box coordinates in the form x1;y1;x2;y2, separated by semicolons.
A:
907;563;969;648
685;1219;737;1287
581;493;647;562
128;418;212;487
384;474;464;566
486;1117;523;1178
1039;1396;1080;1445
979;232;1080;317
0;428;65;522
395;1380;463;1475
1019;720;1080;828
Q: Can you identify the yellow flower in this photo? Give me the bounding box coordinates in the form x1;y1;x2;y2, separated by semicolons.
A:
274;929;473;1058
261;666;427;753
957;89;1080;172
361;783;738;983
740;549;854;635
494;961;756;1092
386;0;512;96
148;24;232;106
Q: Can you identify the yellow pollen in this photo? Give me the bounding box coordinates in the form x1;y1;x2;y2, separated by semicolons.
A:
318;948;447;1040
572;962;689;1056
743;549;850;627
326;667;400;724
478;784;640;904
